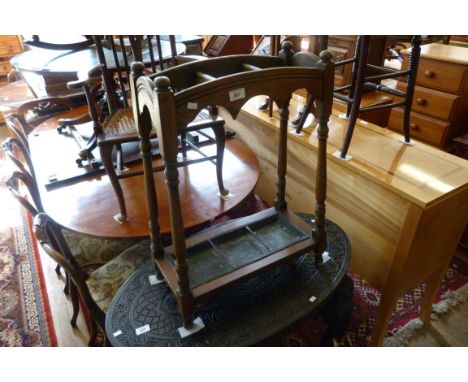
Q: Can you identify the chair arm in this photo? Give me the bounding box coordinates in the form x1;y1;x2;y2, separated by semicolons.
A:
5;114;30;145
18;97;74;115
67;64;103;89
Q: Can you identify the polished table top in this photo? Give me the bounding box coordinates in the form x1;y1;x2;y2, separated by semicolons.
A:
30;109;260;240
240;95;468;208
11;40;186;98
11;40;186;76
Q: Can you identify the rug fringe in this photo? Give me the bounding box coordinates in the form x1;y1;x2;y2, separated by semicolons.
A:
383;282;468;346
383;318;424;347
430;282;468;319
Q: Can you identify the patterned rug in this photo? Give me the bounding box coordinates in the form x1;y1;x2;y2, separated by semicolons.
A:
346;268;467;346
0;151;57;346
223;195;468;347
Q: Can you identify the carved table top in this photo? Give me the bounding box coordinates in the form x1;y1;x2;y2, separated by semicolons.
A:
105;214;350;346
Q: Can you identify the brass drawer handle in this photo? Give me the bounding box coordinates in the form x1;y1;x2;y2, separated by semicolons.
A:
416;98;426;106
410;123;420;131
424;70;435;78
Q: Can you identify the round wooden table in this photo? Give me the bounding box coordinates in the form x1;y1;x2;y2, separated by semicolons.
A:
105;215;352;346
10;40;185;98
29;110;260;240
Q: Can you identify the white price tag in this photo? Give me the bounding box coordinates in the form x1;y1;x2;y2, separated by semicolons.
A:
135;324;150;336
148;274;163;285
322;251;331;264
309;296;317;303
187;102;198;110
229;88;246;102
113;330;122;337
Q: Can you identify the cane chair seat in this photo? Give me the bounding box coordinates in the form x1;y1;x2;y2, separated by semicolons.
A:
100;107;225;143
101;108;139;141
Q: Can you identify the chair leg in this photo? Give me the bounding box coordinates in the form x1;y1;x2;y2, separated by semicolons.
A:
340;36;370;159
346;38;362;118
63;271;70;295
402;35;422;144
99;144;128;222
88;319;99;347
69;280;80;328
211;125;228;197
180;132;188;159
115;144;125;174
294;94;315;134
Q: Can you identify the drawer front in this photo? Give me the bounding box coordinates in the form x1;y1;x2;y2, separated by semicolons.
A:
397;82;459;121
0;61;12;75
0;36;22;56
388;108;449;147
403;57;466;93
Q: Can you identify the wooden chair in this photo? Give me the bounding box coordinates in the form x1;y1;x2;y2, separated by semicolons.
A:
293;35;422;159
130;41;335;331
254;35;306;117
4;97;76;146
6;170;150;346
2;132;141;265
68;35;228;223
3;133;140;332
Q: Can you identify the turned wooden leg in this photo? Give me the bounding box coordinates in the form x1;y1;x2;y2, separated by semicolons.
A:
88;319;98;347
180;132;188;158
177;294;194;330
211;125;228;197
402;36;422;144
258;97;269;111
69;280;79;328
419;268;447;325
340;36;370;159
294;94;314;134
63;271;70;295
370;288;399;346
99;144;128;222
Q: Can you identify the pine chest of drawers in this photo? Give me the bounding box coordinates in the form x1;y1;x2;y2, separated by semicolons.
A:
388;43;468;148
0;35;23;84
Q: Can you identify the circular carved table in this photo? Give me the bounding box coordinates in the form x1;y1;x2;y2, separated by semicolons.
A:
105;215;351;346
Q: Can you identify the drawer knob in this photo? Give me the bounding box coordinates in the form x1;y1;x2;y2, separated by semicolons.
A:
424;70;434;78
410;123;420;131
416;98;426;106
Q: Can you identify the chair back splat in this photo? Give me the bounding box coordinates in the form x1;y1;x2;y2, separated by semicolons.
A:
131;41;335;329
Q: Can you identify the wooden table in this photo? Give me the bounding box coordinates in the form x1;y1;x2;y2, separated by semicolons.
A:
10;40;185;98
29;110;260;240
105;215;351;346
222;95;468;346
